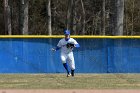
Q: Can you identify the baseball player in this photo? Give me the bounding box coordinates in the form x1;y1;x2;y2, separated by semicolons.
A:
52;29;80;77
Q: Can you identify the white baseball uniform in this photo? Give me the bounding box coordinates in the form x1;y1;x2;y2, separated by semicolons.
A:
57;38;79;70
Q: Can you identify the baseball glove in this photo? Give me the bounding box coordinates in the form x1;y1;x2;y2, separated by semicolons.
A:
66;43;75;49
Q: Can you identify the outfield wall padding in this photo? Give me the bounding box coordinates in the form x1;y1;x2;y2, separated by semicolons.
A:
0;38;140;73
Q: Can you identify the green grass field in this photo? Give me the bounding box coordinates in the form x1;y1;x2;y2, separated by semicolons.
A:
0;74;140;89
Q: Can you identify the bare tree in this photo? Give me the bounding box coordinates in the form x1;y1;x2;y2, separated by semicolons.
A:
101;0;105;35
1;0;140;35
47;0;52;35
66;0;74;32
115;0;124;35
4;0;12;35
131;0;135;35
109;0;124;35
19;0;28;35
80;0;85;35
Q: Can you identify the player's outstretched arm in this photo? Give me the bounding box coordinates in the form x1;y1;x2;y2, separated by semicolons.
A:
75;44;80;48
51;46;60;51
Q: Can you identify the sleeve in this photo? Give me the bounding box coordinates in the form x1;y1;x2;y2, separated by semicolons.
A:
57;40;62;47
53;40;61;51
55;46;60;50
73;39;80;48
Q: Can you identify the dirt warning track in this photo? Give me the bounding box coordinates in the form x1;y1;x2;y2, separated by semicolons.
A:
0;89;140;93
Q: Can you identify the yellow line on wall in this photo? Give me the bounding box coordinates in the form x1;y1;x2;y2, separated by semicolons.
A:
0;35;140;39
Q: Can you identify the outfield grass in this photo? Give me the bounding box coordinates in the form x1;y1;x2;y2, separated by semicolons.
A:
0;74;139;89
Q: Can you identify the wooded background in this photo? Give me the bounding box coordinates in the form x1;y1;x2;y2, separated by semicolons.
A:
0;0;140;35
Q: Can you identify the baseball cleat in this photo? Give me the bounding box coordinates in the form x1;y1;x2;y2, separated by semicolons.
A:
71;70;74;77
67;74;71;77
71;74;74;77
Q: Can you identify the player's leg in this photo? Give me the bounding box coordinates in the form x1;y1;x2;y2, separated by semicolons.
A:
67;53;75;77
61;53;70;76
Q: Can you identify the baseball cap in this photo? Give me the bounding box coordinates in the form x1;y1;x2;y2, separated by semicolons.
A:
64;29;70;35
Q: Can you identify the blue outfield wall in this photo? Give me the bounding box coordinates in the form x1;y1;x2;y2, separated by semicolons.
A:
0;38;140;73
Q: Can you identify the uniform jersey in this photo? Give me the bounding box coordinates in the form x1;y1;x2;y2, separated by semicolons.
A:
57;38;78;54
